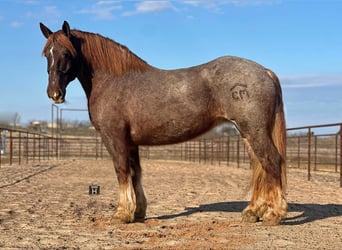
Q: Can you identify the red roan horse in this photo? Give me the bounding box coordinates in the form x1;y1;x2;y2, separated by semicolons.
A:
40;21;287;225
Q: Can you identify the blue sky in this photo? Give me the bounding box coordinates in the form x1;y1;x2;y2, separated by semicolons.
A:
0;0;342;130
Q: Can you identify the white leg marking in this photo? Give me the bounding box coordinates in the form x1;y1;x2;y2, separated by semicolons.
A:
116;173;136;222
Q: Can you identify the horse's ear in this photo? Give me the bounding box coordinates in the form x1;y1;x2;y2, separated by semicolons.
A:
40;22;52;39
62;21;71;38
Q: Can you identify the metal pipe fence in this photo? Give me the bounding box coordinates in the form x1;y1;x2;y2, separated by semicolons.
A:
1;122;342;187
0;127;57;166
286;123;342;187
139;135;250;168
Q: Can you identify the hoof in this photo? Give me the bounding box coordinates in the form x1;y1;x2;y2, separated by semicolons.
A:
261;210;282;226
242;209;259;223
134;216;145;223
134;210;146;222
111;209;134;224
110;217;130;224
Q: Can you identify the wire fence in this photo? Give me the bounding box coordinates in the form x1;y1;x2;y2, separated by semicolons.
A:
1;122;342;187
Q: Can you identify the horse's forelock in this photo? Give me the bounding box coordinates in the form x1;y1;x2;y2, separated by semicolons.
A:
42;32;77;57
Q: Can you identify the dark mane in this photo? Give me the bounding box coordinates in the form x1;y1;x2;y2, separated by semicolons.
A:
43;29;151;76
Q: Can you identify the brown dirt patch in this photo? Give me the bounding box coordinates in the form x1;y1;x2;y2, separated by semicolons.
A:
0;160;341;249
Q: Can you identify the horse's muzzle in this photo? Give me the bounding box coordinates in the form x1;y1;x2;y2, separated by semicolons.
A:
48;88;65;104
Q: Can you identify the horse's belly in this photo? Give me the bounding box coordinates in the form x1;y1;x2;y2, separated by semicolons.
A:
130;115;214;146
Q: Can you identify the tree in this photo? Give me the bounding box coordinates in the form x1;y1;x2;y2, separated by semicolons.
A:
0;111;21;127
12;112;20;127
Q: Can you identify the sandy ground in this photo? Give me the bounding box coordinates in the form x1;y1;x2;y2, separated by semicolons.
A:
0;159;341;249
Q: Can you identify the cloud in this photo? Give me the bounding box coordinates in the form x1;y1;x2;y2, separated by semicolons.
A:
96;0;120;5
76;3;122;20
26;5;61;23
10;21;24;28
123;1;175;16
280;74;342;89
135;1;174;12
183;0;281;9
43;6;61;18
24;0;40;5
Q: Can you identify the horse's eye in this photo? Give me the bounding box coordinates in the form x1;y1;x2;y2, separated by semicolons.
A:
64;53;71;59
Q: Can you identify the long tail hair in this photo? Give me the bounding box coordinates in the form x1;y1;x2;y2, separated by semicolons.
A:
267;69;287;192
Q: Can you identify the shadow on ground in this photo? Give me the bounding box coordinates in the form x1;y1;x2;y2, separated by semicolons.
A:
155;201;342;225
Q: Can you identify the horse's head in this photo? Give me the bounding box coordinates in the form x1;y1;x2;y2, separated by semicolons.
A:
40;21;79;104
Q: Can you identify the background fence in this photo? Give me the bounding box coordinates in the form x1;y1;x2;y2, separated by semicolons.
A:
1;122;342;187
0;127;57;166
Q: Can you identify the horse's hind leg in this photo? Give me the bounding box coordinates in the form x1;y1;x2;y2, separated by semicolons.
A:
239;126;287;225
129;146;147;221
241;139;261;223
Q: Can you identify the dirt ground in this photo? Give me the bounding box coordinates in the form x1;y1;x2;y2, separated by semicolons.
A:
0;159;341;249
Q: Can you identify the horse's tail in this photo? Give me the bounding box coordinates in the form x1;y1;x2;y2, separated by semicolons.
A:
267;69;287;192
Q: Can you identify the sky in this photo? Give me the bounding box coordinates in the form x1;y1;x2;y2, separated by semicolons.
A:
0;0;342;131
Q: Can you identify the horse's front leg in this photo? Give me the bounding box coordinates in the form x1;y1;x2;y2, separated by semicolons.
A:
111;143;137;223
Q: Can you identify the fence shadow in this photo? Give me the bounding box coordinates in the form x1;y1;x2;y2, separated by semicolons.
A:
284;202;342;225
153;201;342;225
0;164;59;189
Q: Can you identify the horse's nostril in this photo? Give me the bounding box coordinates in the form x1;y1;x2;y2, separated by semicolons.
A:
52;89;64;99
49;89;65;103
53;91;60;99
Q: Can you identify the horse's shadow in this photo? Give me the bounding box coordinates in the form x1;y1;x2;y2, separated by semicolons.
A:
153;201;342;225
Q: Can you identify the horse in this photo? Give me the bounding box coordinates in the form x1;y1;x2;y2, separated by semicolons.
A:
40;21;287;225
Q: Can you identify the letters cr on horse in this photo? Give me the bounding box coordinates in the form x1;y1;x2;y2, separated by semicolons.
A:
40;21;287;225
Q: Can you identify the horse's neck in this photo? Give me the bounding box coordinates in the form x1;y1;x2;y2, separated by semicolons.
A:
76;55;153;101
74;31;153;101
77;72;93;99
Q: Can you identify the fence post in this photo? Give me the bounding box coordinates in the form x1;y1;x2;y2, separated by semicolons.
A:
297;136;300;168
237;135;240;168
314;135;317;171
218;137;221;165
33;134;36;162
335;135;338;173
199;139;202;163
19;132;22;164
39;134;41;162
9;130;13;165
307;128;311;181
0;129;2;167
226;136;230;167
340;125;342;188
203;139;207;164
210;138;214;165
95;133;98;160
